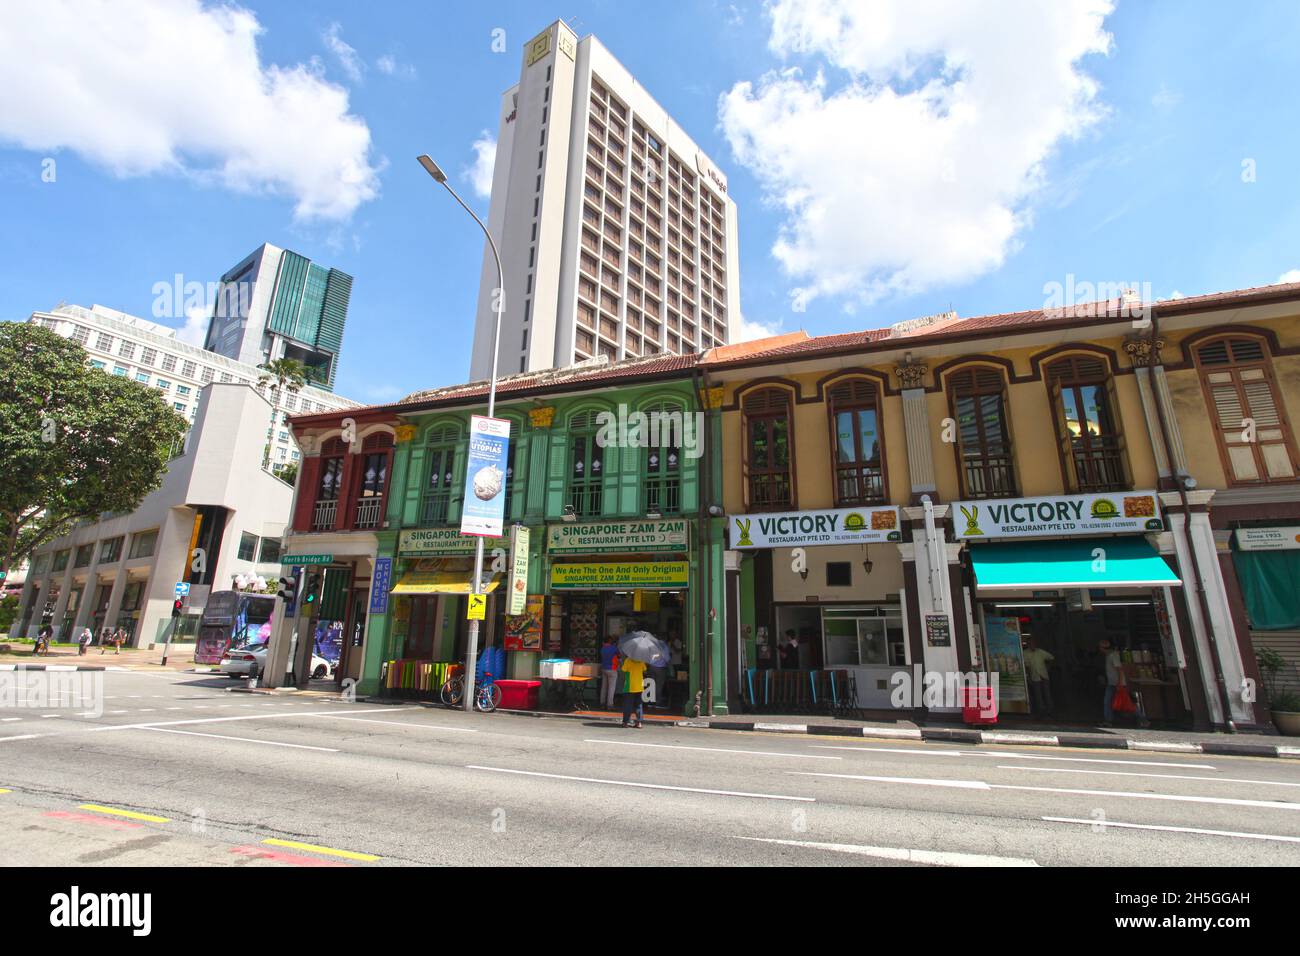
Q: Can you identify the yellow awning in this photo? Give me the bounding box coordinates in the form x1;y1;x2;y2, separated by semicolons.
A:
390;571;502;595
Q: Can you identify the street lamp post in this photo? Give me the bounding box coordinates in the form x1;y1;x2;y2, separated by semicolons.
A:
418;154;504;713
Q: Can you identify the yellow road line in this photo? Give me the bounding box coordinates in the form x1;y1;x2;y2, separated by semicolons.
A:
0;788;11;794
78;803;170;823
261;838;380;862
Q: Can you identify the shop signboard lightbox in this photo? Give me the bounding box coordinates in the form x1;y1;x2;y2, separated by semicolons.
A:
952;491;1162;540
508;526;530;615
547;518;688;554
460;415;511;537
728;506;901;549
1235;527;1300;551
398;528;507;556
550;561;689;590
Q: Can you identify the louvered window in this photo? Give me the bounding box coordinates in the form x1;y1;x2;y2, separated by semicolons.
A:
1045;356;1129;493
421;424;461;526
644;402;683;515
828;378;886;505
568;409;606;518
949;367;1017;498
743;388;794;510
1196;337;1297;484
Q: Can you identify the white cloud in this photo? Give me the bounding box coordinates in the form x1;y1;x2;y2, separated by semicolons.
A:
720;0;1113;311
1277;270;1300;285
731;313;784;343
467;132;497;199
376;54;417;79
0;0;381;221
323;22;364;82
1151;83;1181;110
175;304;210;346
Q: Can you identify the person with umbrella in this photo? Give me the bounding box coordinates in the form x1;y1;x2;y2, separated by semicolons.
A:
617;631;669;728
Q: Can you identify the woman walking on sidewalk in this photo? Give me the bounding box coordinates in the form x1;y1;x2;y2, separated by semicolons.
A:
618;655;647;728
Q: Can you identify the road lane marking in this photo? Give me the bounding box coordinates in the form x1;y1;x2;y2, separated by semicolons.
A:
230;845;349;867
587;739;840;760
734;836;1039;867
468;765;815;801
304;715;476;732
0;735;41;743
0;707;399;743
792;772;991;790
261;838;380;861
789;771;1300;811
44;810;143;830
998;765;1300;788
812;745;1218;770
40;714;61;719
78;803;170;823
1044;816;1300;844
0;718;21;722
139;727;341;752
0;788;10;794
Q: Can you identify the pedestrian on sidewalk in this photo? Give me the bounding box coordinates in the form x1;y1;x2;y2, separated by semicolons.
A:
1100;639;1149;728
109;628;125;654
78;627;93;656
1022;638;1055;717
618;655;647;728
600;635;620;710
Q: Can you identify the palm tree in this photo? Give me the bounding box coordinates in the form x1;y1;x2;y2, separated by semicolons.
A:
257;358;308;470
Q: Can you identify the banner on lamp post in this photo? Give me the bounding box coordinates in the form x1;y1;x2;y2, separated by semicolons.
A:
460;415;511;537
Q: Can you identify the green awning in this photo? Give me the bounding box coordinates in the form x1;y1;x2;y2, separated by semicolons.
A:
968;537;1181;591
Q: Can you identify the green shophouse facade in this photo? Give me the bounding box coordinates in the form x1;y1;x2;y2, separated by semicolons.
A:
334;359;730;714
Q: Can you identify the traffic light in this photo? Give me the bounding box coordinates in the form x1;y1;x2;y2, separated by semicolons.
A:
303;571;321;606
171;599;183;618
277;567;302;615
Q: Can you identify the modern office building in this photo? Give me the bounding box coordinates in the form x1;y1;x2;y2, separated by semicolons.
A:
203;243;353;392
12;383;303;646
468;20;740;379
30;304;358;472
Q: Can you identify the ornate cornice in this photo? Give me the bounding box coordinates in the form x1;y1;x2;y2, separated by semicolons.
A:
528;405;557;428
1122;334;1166;366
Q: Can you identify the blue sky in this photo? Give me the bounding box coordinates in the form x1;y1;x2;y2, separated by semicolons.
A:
2;0;1298;405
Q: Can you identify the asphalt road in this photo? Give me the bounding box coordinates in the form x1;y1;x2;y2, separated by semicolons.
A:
2;668;1300;867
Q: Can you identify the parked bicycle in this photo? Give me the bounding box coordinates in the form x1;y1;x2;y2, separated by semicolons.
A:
439;667;501;713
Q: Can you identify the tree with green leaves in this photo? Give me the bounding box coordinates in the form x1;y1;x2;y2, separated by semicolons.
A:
0;323;190;580
257;358;307;470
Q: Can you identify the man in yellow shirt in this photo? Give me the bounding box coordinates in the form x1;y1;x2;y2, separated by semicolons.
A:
618;656;647;728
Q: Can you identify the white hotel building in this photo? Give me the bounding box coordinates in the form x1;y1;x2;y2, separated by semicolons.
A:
11;305;358;645
468;20;741;379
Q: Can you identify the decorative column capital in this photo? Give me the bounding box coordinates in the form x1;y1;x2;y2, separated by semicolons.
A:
698;386;726;410
528;405;557;428
394;423;417;443
1123;335;1166;366
894;361;929;390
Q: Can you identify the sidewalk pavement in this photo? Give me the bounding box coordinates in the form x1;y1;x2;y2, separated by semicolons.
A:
0;641;205;672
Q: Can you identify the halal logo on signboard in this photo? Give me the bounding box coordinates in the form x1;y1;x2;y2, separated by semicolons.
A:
1090;498;1120;520
843;512;866;532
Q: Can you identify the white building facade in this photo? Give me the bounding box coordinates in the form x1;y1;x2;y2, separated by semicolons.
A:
469;20;741;379
31;304;356;473
13;384;310;646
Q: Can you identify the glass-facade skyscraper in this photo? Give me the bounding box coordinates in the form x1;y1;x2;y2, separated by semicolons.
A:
204;243;352;391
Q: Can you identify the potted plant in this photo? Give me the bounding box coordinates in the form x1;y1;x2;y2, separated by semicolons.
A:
1256;648;1300;737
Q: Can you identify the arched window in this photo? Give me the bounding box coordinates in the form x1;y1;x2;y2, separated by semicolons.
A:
948;366;1017;499
421;423;461;526
352;433;394;530
313;437;347;530
568;409;606;517
1195;336;1298;484
827;378;886;505
743;387;794;510
643;400;684;515
1044;355;1128;493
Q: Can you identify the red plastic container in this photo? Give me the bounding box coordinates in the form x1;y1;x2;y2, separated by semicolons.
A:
494;679;541;710
962;685;998;725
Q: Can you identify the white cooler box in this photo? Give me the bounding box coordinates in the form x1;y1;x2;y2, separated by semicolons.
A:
539;659;572;679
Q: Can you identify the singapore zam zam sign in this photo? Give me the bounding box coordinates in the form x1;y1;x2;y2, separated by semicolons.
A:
952;491;1163;540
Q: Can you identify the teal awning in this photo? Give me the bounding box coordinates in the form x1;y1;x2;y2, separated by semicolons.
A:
968;537;1181;591
1232;550;1300;629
